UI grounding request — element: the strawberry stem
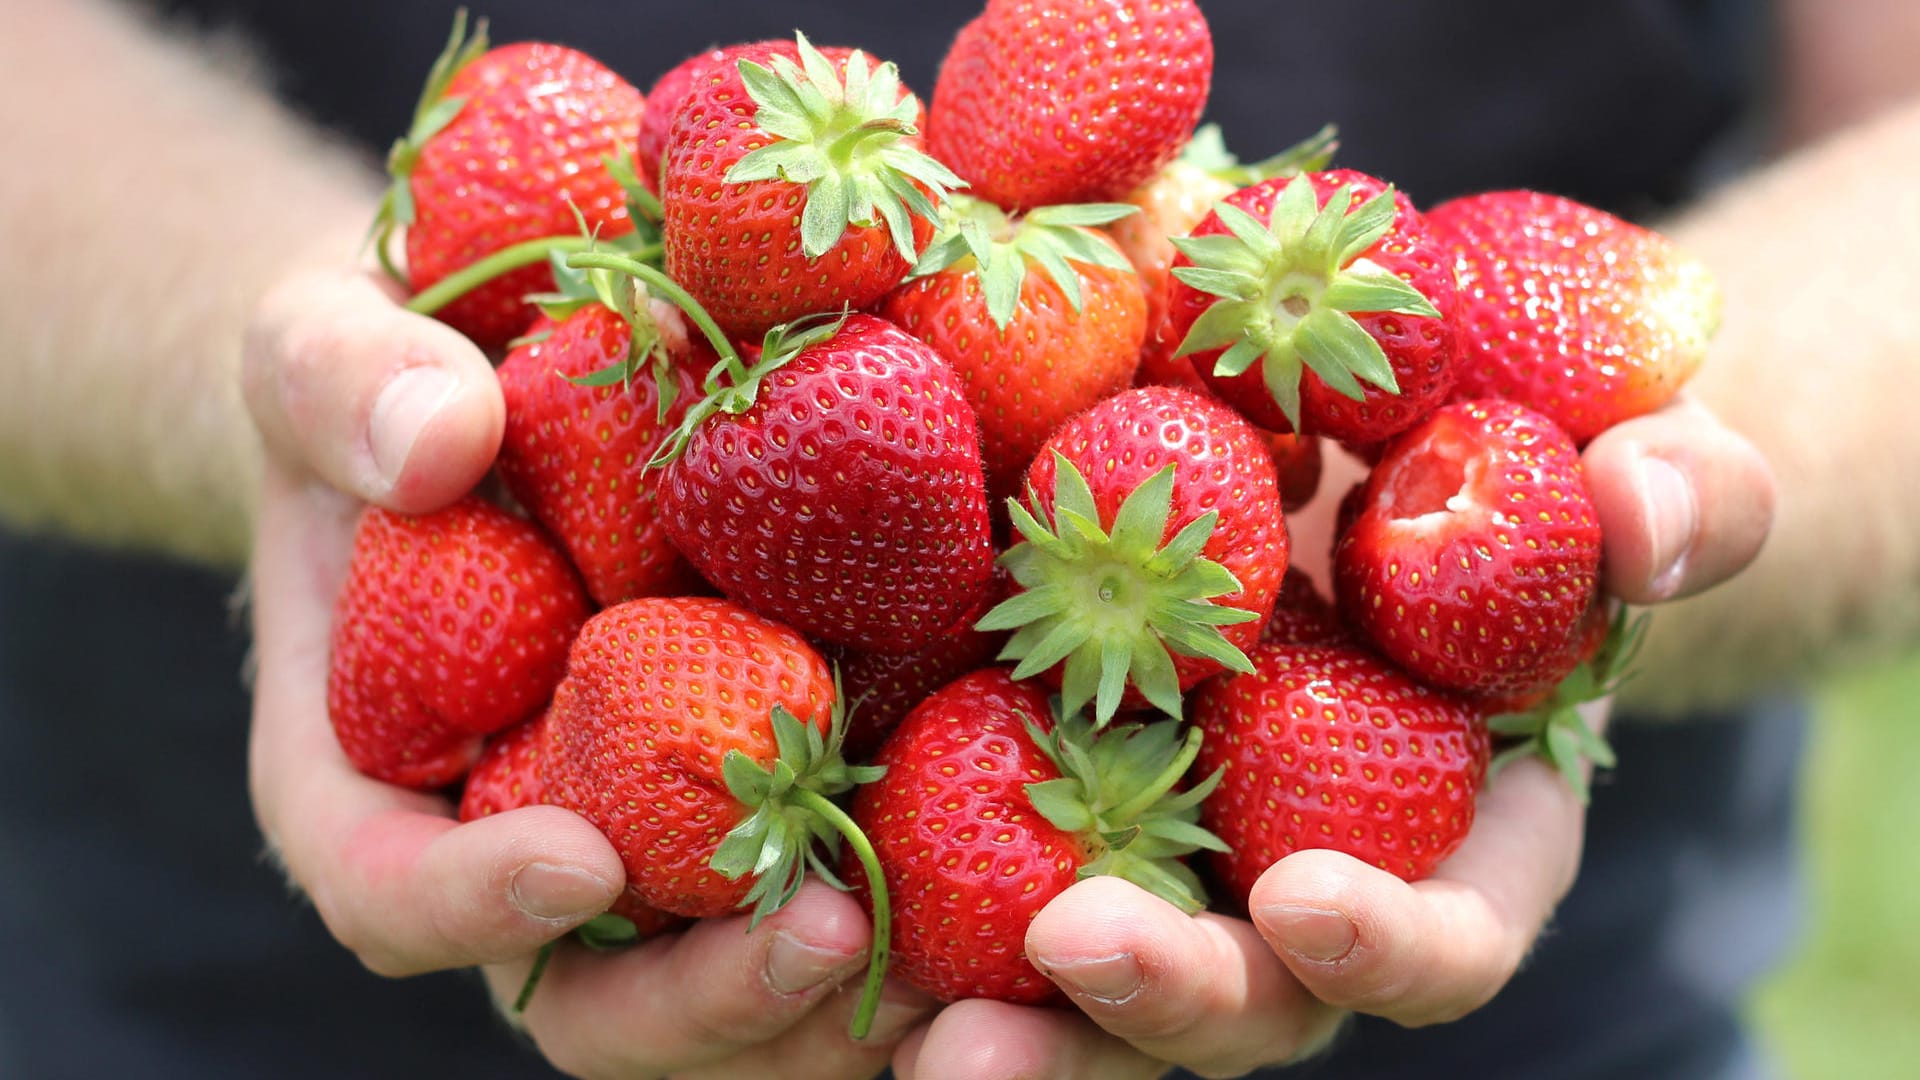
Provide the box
[512,939,557,1013]
[403,235,624,317]
[566,251,744,375]
[789,788,891,1041]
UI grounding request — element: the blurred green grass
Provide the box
[1748,653,1920,1080]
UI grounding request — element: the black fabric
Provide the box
[0,1,1792,1076]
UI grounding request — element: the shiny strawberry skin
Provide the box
[929,1,1213,209]
[1259,569,1348,647]
[496,306,707,607]
[406,43,645,350]
[1430,190,1718,445]
[661,314,996,654]
[1167,170,1459,444]
[850,669,1086,1004]
[1023,386,1290,692]
[660,43,922,339]
[327,498,591,789]
[636,44,757,183]
[540,598,839,917]
[1334,400,1602,697]
[1193,642,1490,897]
[881,243,1147,498]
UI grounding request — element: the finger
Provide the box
[1583,395,1776,604]
[893,997,1169,1080]
[249,468,621,976]
[487,882,878,1079]
[242,269,503,513]
[1025,877,1344,1078]
[1250,745,1587,1027]
[672,978,938,1080]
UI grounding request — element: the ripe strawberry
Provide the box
[635,44,754,184]
[1486,604,1646,803]
[1429,190,1719,445]
[1166,170,1458,444]
[1193,642,1490,897]
[882,197,1148,496]
[928,0,1213,209]
[661,35,960,339]
[1333,400,1602,697]
[327,497,590,789]
[1267,430,1324,512]
[979,386,1289,724]
[654,312,996,654]
[1259,569,1348,647]
[371,14,646,350]
[851,669,1224,1003]
[495,301,706,607]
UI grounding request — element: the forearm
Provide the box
[1623,98,1920,712]
[0,0,377,567]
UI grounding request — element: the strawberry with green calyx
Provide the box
[1487,605,1648,804]
[882,195,1148,495]
[370,11,647,350]
[979,386,1289,725]
[1167,170,1458,444]
[851,669,1226,1004]
[661,34,962,339]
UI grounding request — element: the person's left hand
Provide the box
[889,397,1775,1080]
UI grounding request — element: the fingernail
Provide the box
[1261,904,1358,963]
[1034,950,1143,1004]
[765,931,862,996]
[509,862,617,922]
[1639,456,1698,600]
[369,366,458,488]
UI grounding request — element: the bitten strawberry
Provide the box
[661,35,961,339]
[929,0,1213,209]
[1429,190,1719,445]
[1166,170,1458,444]
[1334,400,1603,697]
[882,196,1148,496]
[852,669,1224,1003]
[327,497,590,789]
[371,14,646,349]
[1193,642,1491,897]
[979,386,1289,724]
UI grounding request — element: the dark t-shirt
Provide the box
[0,2,1798,1077]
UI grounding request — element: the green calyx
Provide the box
[1180,122,1341,187]
[710,685,893,1040]
[908,195,1139,330]
[1023,710,1228,914]
[725,33,964,262]
[978,454,1259,727]
[368,8,490,281]
[1488,607,1649,804]
[1170,173,1439,432]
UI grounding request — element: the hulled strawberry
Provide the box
[1333,400,1603,698]
[327,497,590,789]
[882,196,1148,496]
[661,34,961,339]
[852,669,1225,1003]
[1165,170,1458,444]
[371,14,646,350]
[1193,642,1490,897]
[979,386,1288,724]
[1429,190,1719,445]
[929,0,1213,209]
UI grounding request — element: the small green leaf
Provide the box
[1109,467,1176,560]
[1027,778,1096,832]
[1332,187,1400,266]
[575,914,641,951]
[1296,307,1395,399]
[1322,267,1440,318]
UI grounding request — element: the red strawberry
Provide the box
[882,197,1148,497]
[1333,400,1602,697]
[1485,604,1646,803]
[656,312,996,654]
[372,15,646,350]
[327,497,590,789]
[980,386,1289,724]
[1165,170,1458,444]
[852,669,1224,1003]
[1193,642,1491,896]
[1429,190,1719,445]
[661,35,960,339]
[928,0,1213,209]
[635,44,755,184]
[1266,430,1324,512]
[495,302,706,606]
[1259,569,1348,647]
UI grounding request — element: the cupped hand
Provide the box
[241,269,932,1078]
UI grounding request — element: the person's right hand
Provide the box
[241,267,932,1079]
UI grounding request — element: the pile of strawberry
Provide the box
[333,0,1720,1033]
